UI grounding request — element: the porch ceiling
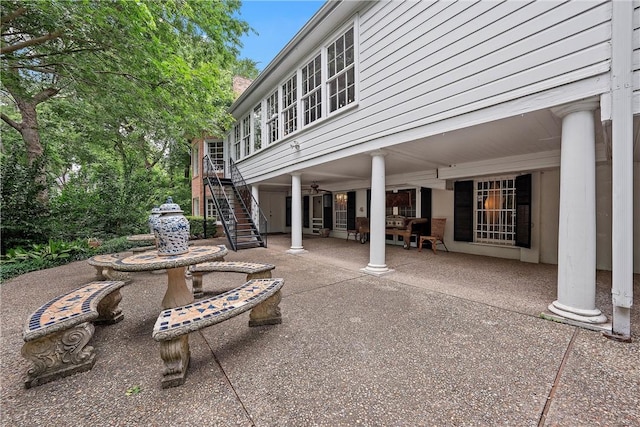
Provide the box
[256,109,640,192]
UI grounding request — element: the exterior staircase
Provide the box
[203,156,267,251]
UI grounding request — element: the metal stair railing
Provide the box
[229,158,268,248]
[203,155,238,251]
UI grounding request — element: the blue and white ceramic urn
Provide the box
[147,206,161,234]
[153,197,190,256]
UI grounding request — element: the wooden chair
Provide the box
[346,217,370,243]
[418,218,449,254]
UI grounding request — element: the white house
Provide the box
[194,0,639,338]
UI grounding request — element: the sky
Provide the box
[236,1,325,71]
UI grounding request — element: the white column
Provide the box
[548,99,606,325]
[362,150,393,276]
[251,184,260,232]
[287,173,307,254]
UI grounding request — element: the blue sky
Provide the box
[236,1,325,71]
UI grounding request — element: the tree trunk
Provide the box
[15,99,44,167]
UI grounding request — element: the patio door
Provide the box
[311,195,324,234]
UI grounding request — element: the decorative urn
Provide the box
[147,206,161,234]
[153,197,190,256]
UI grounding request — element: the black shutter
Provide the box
[454,180,474,242]
[285,196,291,227]
[366,189,371,218]
[346,191,356,230]
[515,174,532,248]
[323,193,333,229]
[303,196,310,228]
[420,187,432,235]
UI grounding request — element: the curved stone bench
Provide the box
[189,261,275,298]
[22,280,125,388]
[87,254,131,283]
[152,277,284,388]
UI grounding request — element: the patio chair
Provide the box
[346,217,369,243]
[418,218,448,254]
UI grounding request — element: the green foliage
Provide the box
[125,385,142,396]
[0,258,57,282]
[0,0,247,261]
[0,153,51,253]
[3,238,88,264]
[187,216,217,239]
[47,160,163,241]
[0,236,145,281]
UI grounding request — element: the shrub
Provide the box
[187,216,217,239]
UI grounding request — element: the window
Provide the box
[242,116,251,157]
[206,139,224,172]
[281,74,297,136]
[475,177,516,245]
[385,189,416,217]
[206,197,217,220]
[193,198,200,216]
[228,22,358,153]
[253,104,262,151]
[327,27,355,113]
[334,192,348,230]
[266,90,279,144]
[233,124,241,159]
[191,145,199,177]
[302,54,322,125]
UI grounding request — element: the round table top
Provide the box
[126,234,156,242]
[111,245,228,272]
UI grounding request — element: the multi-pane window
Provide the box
[302,54,322,125]
[193,198,200,216]
[475,177,516,245]
[206,139,224,173]
[385,189,416,217]
[253,104,262,151]
[229,23,357,153]
[266,90,279,144]
[233,124,241,159]
[242,116,251,157]
[206,197,217,220]
[191,145,199,176]
[334,193,348,230]
[327,27,355,113]
[281,75,297,136]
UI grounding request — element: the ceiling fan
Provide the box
[309,181,329,195]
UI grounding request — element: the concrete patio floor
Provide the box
[1,234,638,426]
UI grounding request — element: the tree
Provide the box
[1,0,248,192]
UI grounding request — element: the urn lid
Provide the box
[150,206,161,215]
[157,197,183,214]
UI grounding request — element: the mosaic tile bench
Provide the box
[152,277,284,388]
[87,254,131,283]
[22,280,125,388]
[189,261,275,298]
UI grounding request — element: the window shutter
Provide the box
[303,196,310,228]
[515,174,532,248]
[323,193,333,229]
[285,197,291,227]
[346,191,356,230]
[420,187,432,235]
[366,189,371,218]
[454,180,474,242]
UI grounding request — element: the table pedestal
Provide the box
[163,267,194,309]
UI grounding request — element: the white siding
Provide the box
[236,1,612,181]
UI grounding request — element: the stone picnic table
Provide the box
[110,245,228,309]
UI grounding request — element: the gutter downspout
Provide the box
[606,0,634,341]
